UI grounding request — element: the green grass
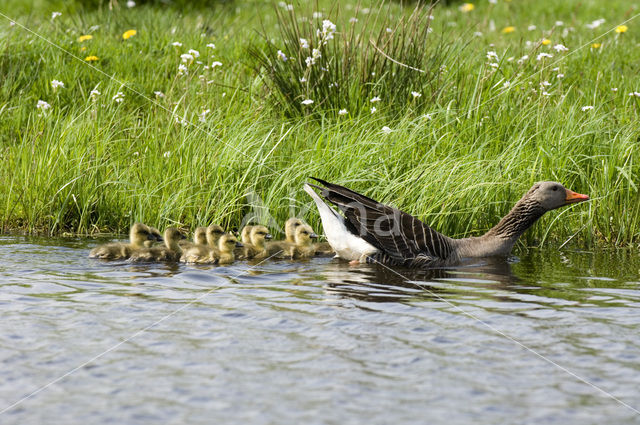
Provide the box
[1,0,640,249]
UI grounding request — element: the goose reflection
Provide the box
[321,257,518,303]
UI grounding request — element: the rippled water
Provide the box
[1,235,640,424]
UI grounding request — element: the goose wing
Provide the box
[310,178,454,263]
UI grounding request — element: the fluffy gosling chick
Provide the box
[144,227,163,248]
[130,227,186,262]
[89,223,157,260]
[206,224,225,248]
[179,227,207,249]
[243,225,273,260]
[291,224,318,258]
[212,233,243,264]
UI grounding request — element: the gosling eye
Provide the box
[552,186,558,191]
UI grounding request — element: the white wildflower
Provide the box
[180,53,194,63]
[386,28,393,33]
[473,31,483,37]
[628,92,640,97]
[178,64,188,75]
[370,106,377,113]
[581,105,593,111]
[51,12,61,21]
[51,79,64,90]
[172,41,182,47]
[154,91,165,97]
[277,50,288,61]
[381,126,392,134]
[127,0,135,7]
[503,81,511,89]
[313,12,323,19]
[198,109,210,122]
[349,17,358,23]
[338,109,347,115]
[586,19,605,29]
[611,88,618,92]
[517,55,529,64]
[299,76,307,83]
[557,73,564,79]
[300,38,309,49]
[370,96,381,103]
[489,62,499,69]
[317,19,336,44]
[541,80,551,87]
[206,43,216,49]
[163,151,171,158]
[211,61,222,68]
[36,100,51,110]
[486,51,499,61]
[90,89,100,100]
[542,91,551,96]
[553,44,569,52]
[188,49,200,58]
[536,52,553,61]
[112,92,124,103]
[411,91,422,98]
[555,21,564,26]
[527,24,537,31]
[423,113,433,120]
[301,99,314,105]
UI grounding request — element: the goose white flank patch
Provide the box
[303,183,378,261]
[304,178,589,268]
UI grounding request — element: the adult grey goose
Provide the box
[304,178,589,268]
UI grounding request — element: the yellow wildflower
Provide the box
[541,39,551,45]
[85,55,99,61]
[77,34,93,42]
[459,3,474,13]
[501,26,516,34]
[615,25,628,33]
[122,29,137,40]
[80,46,86,52]
[591,43,601,49]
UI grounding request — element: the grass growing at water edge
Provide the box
[0,0,639,249]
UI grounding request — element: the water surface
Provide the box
[1,236,639,424]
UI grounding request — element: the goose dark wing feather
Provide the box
[311,178,454,262]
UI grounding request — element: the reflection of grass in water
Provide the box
[0,0,638,249]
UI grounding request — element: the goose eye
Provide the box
[552,186,558,191]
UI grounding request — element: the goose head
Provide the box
[250,225,272,247]
[294,224,318,247]
[164,227,186,249]
[526,181,589,211]
[130,223,156,247]
[240,226,254,244]
[206,224,225,247]
[284,218,303,242]
[219,233,242,254]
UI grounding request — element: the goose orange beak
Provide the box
[565,189,589,204]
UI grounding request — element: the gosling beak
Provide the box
[310,233,318,239]
[235,242,244,248]
[265,233,273,240]
[565,189,590,204]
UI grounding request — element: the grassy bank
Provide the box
[1,0,639,247]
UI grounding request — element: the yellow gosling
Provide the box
[89,223,156,260]
[240,225,254,244]
[292,224,318,258]
[212,233,243,264]
[243,225,273,260]
[130,227,186,262]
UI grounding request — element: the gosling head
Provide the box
[206,224,225,247]
[240,226,253,244]
[294,224,318,246]
[526,181,589,211]
[250,225,272,247]
[193,227,207,245]
[284,218,303,242]
[164,227,186,247]
[130,223,155,247]
[219,233,243,253]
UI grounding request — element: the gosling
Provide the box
[243,225,273,260]
[129,227,186,262]
[266,218,302,257]
[206,224,225,249]
[179,226,208,249]
[291,224,318,259]
[212,233,243,264]
[89,223,157,260]
[144,227,163,248]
